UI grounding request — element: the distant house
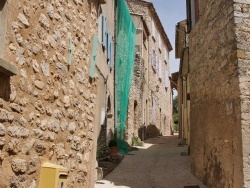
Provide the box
[126,0,173,143]
[175,20,190,146]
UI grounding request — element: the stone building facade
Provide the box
[0,0,114,187]
[126,0,173,143]
[187,0,250,187]
[175,20,190,146]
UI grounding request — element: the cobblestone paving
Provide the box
[95,135,207,188]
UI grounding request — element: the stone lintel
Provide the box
[0,58,18,76]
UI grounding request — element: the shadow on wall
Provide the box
[138,124,162,140]
[0,0,6,11]
[96,124,113,161]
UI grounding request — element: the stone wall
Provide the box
[127,54,144,142]
[127,0,172,139]
[148,22,171,136]
[0,0,101,187]
[189,0,243,187]
[234,0,250,187]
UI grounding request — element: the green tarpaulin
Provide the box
[115,0,136,153]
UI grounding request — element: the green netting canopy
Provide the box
[115,0,136,153]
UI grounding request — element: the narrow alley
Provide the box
[95,136,207,188]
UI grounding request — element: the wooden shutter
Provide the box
[90,35,99,78]
[158,33,161,49]
[107,32,112,70]
[67,36,73,66]
[159,60,162,79]
[110,41,113,70]
[155,55,158,71]
[152,99,156,123]
[151,49,156,69]
[98,13,102,42]
[165,71,169,88]
[102,14,107,50]
[152,19,155,38]
[164,48,166,60]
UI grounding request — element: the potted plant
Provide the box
[108,139,118,155]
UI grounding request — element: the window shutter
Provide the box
[109,41,113,70]
[152,19,155,38]
[67,36,73,66]
[165,71,169,88]
[164,48,169,63]
[158,33,161,49]
[156,55,158,71]
[98,13,102,42]
[151,49,156,69]
[102,15,107,50]
[107,32,110,61]
[90,35,99,78]
[159,60,162,79]
[107,32,112,70]
[164,48,166,60]
[152,99,156,123]
[151,50,153,66]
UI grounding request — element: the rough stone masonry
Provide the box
[0,0,100,187]
[188,0,250,187]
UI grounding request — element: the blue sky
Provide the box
[151,0,186,74]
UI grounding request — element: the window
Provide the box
[164,48,169,63]
[97,6,102,43]
[151,18,156,40]
[155,55,158,71]
[89,35,99,78]
[152,99,156,124]
[107,32,113,70]
[187,0,200,32]
[151,49,156,70]
[159,60,162,79]
[0,58,18,101]
[102,14,107,50]
[158,33,161,50]
[165,71,169,89]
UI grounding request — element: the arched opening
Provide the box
[107,96,111,114]
[133,100,138,130]
[106,96,113,140]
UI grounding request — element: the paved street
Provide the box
[95,136,207,188]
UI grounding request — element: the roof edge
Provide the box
[127,0,173,51]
